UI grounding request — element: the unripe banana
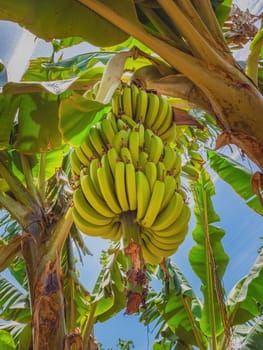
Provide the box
[152,96,169,132]
[152,191,184,231]
[115,161,129,212]
[135,89,148,123]
[75,147,91,167]
[160,122,177,144]
[149,134,163,163]
[72,207,115,237]
[182,163,200,180]
[120,147,133,164]
[70,149,81,176]
[141,230,178,258]
[113,129,129,153]
[141,180,165,228]
[107,147,120,175]
[144,92,160,129]
[141,228,182,251]
[153,225,189,248]
[88,126,106,156]
[139,235,162,265]
[117,118,129,131]
[131,84,139,117]
[100,117,116,147]
[73,188,114,226]
[102,221,122,241]
[157,161,166,180]
[138,151,149,170]
[144,128,154,151]
[106,111,118,133]
[160,175,177,211]
[144,161,157,191]
[89,157,101,195]
[162,145,177,171]
[80,172,116,218]
[101,153,114,186]
[120,113,137,128]
[128,128,140,164]
[136,170,151,221]
[80,135,97,159]
[122,85,133,117]
[154,204,190,238]
[97,165,122,214]
[111,91,121,115]
[125,162,137,211]
[158,102,173,136]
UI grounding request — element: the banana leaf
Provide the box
[227,248,263,325]
[0,330,15,350]
[189,169,229,337]
[238,317,263,349]
[207,149,263,215]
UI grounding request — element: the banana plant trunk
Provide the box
[21,220,67,350]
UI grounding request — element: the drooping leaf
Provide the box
[227,248,263,325]
[189,169,229,337]
[59,92,111,146]
[0,0,139,47]
[10,93,62,154]
[0,94,20,150]
[0,330,16,350]
[207,149,263,215]
[236,317,263,349]
[213,0,232,26]
[91,248,126,322]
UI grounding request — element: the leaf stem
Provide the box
[38,152,46,202]
[182,296,206,350]
[0,191,30,226]
[246,28,263,86]
[82,301,98,348]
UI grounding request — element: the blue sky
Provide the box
[1,1,263,348]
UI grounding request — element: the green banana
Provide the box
[97,165,122,214]
[89,157,101,195]
[149,134,164,163]
[111,91,121,116]
[88,126,106,156]
[160,122,177,144]
[145,92,160,129]
[113,129,129,153]
[80,172,116,218]
[144,161,157,191]
[138,151,149,170]
[72,207,115,237]
[135,89,148,123]
[80,135,97,159]
[152,96,169,132]
[141,228,182,251]
[120,113,137,128]
[153,225,189,248]
[107,147,120,174]
[117,118,128,131]
[139,235,163,265]
[115,161,129,212]
[182,163,200,180]
[162,145,177,171]
[131,84,139,117]
[152,191,184,231]
[100,117,116,147]
[160,175,177,211]
[122,85,133,117]
[75,147,91,167]
[128,128,140,164]
[73,188,114,226]
[141,230,178,258]
[158,102,173,136]
[154,204,190,238]
[157,161,166,180]
[141,180,165,228]
[106,111,118,133]
[70,149,81,176]
[120,147,133,164]
[136,170,151,221]
[125,162,137,211]
[143,128,154,151]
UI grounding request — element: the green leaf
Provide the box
[238,317,263,349]
[213,0,232,26]
[0,0,139,47]
[59,93,111,146]
[0,95,19,150]
[52,37,84,52]
[0,330,16,350]
[207,149,263,215]
[189,170,229,337]
[227,249,263,325]
[11,93,62,153]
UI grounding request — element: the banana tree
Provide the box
[0,1,263,349]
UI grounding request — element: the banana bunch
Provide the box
[70,85,191,264]
[112,84,177,144]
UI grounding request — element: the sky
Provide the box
[0,1,263,349]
